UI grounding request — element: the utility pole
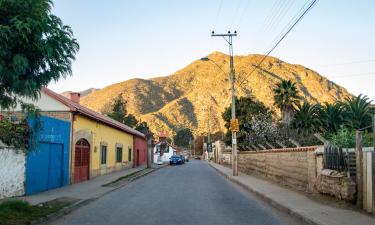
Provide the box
[146,132,153,168]
[207,106,211,154]
[355,130,363,208]
[211,30,238,176]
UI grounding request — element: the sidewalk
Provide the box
[21,165,162,205]
[209,162,375,225]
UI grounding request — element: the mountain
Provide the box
[80,52,350,136]
[61,88,100,98]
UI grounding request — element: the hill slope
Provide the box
[80,52,350,136]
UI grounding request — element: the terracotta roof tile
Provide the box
[42,88,145,138]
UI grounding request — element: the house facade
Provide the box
[152,132,177,163]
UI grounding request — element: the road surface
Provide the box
[52,160,303,225]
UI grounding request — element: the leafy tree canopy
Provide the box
[173,128,193,147]
[107,96,139,128]
[0,0,79,109]
[273,79,301,124]
[222,96,272,147]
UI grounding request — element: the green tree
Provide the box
[342,94,373,130]
[135,121,150,135]
[292,102,321,134]
[173,128,193,147]
[0,0,79,109]
[318,102,344,133]
[273,79,301,125]
[222,96,272,147]
[107,96,139,128]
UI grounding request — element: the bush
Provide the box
[326,127,373,148]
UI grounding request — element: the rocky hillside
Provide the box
[61,88,100,98]
[80,52,350,136]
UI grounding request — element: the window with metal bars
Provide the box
[116,147,123,163]
[101,145,107,164]
[128,147,132,162]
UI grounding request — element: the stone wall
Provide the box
[238,147,319,191]
[0,145,26,199]
[316,171,356,201]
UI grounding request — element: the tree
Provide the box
[173,128,194,147]
[318,102,344,133]
[222,96,272,147]
[0,0,79,109]
[292,102,321,135]
[342,94,373,130]
[107,96,139,127]
[135,121,150,135]
[273,79,301,125]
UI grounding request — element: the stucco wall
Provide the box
[134,136,147,167]
[0,148,26,199]
[73,115,134,179]
[237,147,319,191]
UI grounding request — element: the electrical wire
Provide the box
[236,0,319,90]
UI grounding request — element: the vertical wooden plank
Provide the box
[356,130,363,208]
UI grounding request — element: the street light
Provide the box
[200,34,238,176]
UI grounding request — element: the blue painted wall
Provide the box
[25,116,71,195]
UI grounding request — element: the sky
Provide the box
[48,0,375,101]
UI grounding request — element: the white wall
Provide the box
[0,147,26,199]
[153,145,176,163]
[3,92,69,111]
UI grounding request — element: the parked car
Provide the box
[169,155,183,165]
[194,155,201,160]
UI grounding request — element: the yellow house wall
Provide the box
[73,115,134,178]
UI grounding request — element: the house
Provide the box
[40,88,146,183]
[152,132,177,163]
[11,89,145,183]
[0,115,71,197]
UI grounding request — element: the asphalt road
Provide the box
[52,160,303,225]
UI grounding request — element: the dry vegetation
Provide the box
[80,52,351,136]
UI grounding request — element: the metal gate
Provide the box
[74,139,90,183]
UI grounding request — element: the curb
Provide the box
[30,198,93,225]
[208,163,323,225]
[31,164,167,225]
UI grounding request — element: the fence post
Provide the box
[356,130,363,208]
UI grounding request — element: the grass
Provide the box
[102,169,149,187]
[0,199,72,225]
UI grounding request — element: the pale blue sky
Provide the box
[48,0,375,100]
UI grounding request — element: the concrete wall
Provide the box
[0,146,26,199]
[363,148,375,214]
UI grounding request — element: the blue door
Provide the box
[47,143,64,190]
[26,116,71,195]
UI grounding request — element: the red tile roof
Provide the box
[42,88,145,138]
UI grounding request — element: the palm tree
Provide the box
[318,102,344,133]
[292,102,321,134]
[342,94,373,130]
[273,79,301,125]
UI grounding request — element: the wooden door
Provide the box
[74,139,90,183]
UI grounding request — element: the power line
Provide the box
[213,0,224,30]
[237,0,319,90]
[235,0,253,29]
[316,59,375,67]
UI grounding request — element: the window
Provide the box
[116,147,123,163]
[101,145,107,164]
[128,147,132,162]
